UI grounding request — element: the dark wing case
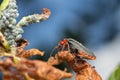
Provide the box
[67,38,95,56]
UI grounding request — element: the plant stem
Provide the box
[0,31,10,51]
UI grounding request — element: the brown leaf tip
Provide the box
[42,8,51,16]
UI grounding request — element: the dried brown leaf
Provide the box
[48,51,75,65]
[48,51,102,80]
[42,8,51,18]
[21,49,44,58]
[68,58,102,80]
[16,39,44,58]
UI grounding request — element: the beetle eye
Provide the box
[59,39,68,45]
[63,39,67,42]
[60,41,64,45]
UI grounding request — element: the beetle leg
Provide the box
[61,44,64,51]
[50,46,58,57]
[67,43,70,52]
[73,54,79,66]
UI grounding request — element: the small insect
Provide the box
[51,38,96,60]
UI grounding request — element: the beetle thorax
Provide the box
[59,39,68,45]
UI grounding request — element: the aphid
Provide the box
[51,38,96,60]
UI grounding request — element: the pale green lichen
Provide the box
[0,0,23,46]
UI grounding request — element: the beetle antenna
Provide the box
[50,46,58,57]
[67,43,70,52]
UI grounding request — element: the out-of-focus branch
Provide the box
[0,58,72,80]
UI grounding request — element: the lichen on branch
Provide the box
[0,0,51,63]
[16,8,51,28]
[0,0,51,49]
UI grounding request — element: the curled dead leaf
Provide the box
[21,49,44,58]
[48,51,102,80]
[16,39,44,58]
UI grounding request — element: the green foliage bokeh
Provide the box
[109,64,120,80]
